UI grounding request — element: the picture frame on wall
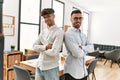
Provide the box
[3,15,15,36]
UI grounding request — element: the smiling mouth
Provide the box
[76,23,80,25]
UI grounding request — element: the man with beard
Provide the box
[64,10,88,80]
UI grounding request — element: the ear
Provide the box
[70,17,72,22]
[53,14,55,18]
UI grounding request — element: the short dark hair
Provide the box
[71,10,82,16]
[41,8,55,16]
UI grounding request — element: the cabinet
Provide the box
[4,51,23,80]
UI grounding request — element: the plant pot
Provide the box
[11,45,15,52]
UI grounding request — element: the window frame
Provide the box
[82,11,90,38]
[18,0,42,50]
[52,0,65,30]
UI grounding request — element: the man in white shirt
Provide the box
[64,10,88,80]
[33,8,64,80]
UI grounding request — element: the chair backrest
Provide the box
[104,49,120,61]
[13,65,31,80]
[26,54,39,60]
[87,59,98,75]
[87,51,99,58]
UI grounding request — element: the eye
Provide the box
[74,17,78,20]
[74,17,83,20]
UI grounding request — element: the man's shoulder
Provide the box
[54,27,63,32]
[65,28,73,35]
[53,27,64,36]
[64,31,73,39]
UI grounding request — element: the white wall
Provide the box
[90,11,120,46]
[3,0,19,50]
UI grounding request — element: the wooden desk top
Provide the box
[20,56,95,76]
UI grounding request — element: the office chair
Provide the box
[87,51,99,58]
[13,65,35,80]
[104,49,120,68]
[87,59,98,80]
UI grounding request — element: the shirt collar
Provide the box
[71,27,81,32]
[48,24,57,30]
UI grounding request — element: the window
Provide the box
[20,0,40,24]
[18,0,41,52]
[82,12,89,37]
[52,0,65,29]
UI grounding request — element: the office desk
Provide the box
[20,56,95,76]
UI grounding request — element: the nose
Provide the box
[77,19,81,22]
[76,19,81,23]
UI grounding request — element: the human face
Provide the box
[43,14,55,27]
[71,13,83,29]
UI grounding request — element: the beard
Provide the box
[74,22,81,29]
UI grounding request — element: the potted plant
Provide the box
[11,45,15,51]
[25,48,28,54]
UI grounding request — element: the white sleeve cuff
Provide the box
[33,45,46,52]
[82,46,88,54]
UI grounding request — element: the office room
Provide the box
[0,0,120,80]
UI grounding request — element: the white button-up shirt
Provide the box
[64,27,88,79]
[33,25,64,70]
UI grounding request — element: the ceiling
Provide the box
[70,0,120,12]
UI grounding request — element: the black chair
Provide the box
[13,65,35,80]
[26,54,39,75]
[87,51,99,58]
[104,49,120,68]
[87,59,98,80]
[60,75,65,80]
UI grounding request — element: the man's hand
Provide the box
[46,44,52,50]
[79,46,82,49]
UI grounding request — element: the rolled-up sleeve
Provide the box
[64,33,86,58]
[43,31,64,56]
